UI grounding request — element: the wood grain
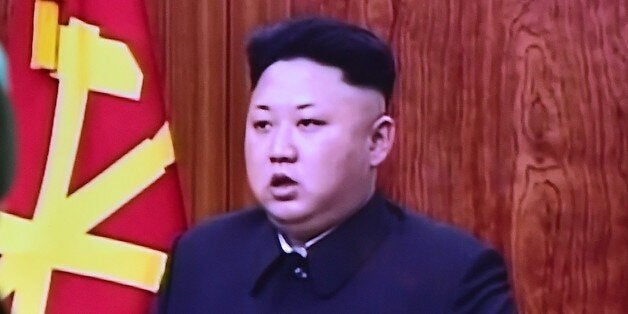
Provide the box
[162,0,230,223]
[504,1,628,312]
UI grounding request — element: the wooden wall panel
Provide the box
[163,1,230,223]
[504,1,628,312]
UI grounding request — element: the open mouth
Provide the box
[270,174,297,187]
[269,174,298,200]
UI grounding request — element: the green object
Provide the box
[0,45,7,90]
[0,88,14,198]
[0,45,13,198]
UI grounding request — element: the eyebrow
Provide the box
[296,104,313,110]
[254,104,314,110]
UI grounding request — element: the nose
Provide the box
[269,123,297,163]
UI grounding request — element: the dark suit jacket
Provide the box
[158,194,515,313]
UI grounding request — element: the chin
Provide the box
[263,200,313,225]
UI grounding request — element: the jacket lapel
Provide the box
[307,194,397,297]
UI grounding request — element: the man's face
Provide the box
[245,58,388,241]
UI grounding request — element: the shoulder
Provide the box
[158,208,273,312]
[174,207,268,255]
[390,202,489,260]
[383,200,500,284]
[386,202,515,312]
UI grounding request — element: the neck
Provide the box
[280,188,376,247]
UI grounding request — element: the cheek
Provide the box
[299,132,368,189]
[244,136,268,189]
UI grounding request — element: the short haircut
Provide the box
[246,17,396,106]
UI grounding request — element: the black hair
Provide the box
[246,17,396,106]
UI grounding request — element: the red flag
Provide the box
[1,0,187,312]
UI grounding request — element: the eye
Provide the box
[252,120,271,132]
[297,119,326,129]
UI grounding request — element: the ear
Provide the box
[369,115,395,166]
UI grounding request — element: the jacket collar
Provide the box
[246,212,283,296]
[248,193,398,298]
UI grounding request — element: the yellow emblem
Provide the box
[0,1,176,313]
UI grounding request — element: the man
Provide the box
[158,17,515,313]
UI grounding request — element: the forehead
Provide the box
[250,58,383,111]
